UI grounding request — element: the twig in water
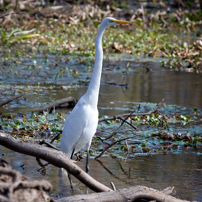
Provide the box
[98,98,165,123]
[125,139,129,152]
[50,133,61,144]
[116,159,128,176]
[31,96,76,113]
[95,159,128,183]
[104,109,138,141]
[38,139,59,150]
[110,182,116,191]
[118,116,138,130]
[95,137,130,159]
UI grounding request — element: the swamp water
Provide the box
[1,147,202,200]
[0,55,202,201]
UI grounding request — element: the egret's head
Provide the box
[102,17,132,28]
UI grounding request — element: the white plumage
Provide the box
[60,17,132,172]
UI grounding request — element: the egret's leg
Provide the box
[71,148,75,159]
[85,141,92,173]
[68,148,75,188]
[85,150,90,194]
[68,173,73,188]
[86,149,89,173]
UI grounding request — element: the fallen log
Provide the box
[0,132,112,193]
[0,157,190,202]
[0,132,192,202]
[58,186,190,202]
[32,96,76,113]
[0,93,25,108]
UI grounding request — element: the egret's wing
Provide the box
[60,102,88,156]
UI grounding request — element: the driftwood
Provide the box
[0,159,190,202]
[0,95,76,113]
[32,96,76,113]
[0,159,54,202]
[57,186,190,202]
[0,132,112,193]
[0,132,193,202]
[0,93,25,108]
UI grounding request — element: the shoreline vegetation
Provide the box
[0,0,201,72]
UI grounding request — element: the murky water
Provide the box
[1,146,202,201]
[1,55,202,201]
[1,55,202,114]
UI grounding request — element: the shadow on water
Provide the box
[1,55,202,201]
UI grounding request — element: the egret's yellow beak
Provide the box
[113,19,132,25]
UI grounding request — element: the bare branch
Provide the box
[118,116,138,130]
[95,159,128,183]
[95,137,130,159]
[98,98,165,123]
[0,132,112,193]
[110,182,116,191]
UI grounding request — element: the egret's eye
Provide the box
[109,19,115,23]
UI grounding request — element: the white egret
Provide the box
[60,17,132,172]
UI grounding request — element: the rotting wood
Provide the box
[57,185,190,202]
[0,160,55,202]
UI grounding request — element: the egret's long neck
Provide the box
[85,23,106,108]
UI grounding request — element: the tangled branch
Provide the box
[98,98,165,123]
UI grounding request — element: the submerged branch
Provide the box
[0,93,25,108]
[32,97,76,113]
[95,137,130,159]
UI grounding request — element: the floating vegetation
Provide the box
[0,1,202,159]
[0,102,201,159]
